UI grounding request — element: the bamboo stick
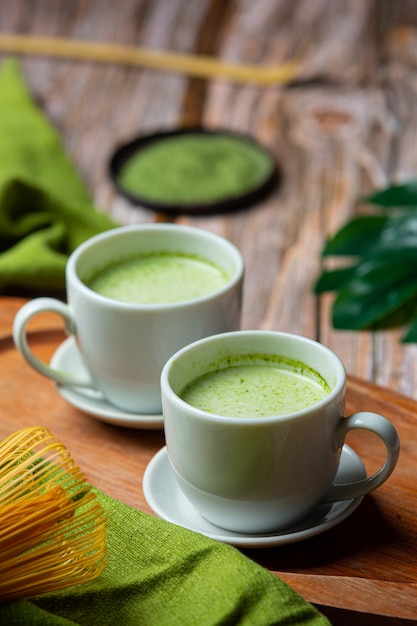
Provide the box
[0,34,301,86]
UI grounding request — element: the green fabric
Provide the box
[0,58,117,293]
[1,490,329,626]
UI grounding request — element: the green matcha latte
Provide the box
[85,251,229,305]
[180,354,331,417]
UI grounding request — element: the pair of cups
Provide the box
[14,224,400,534]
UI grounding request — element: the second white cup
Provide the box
[161,330,400,533]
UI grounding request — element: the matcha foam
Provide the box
[180,354,330,417]
[86,252,229,304]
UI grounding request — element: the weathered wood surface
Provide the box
[1,2,417,624]
[1,0,417,397]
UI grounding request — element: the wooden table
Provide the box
[1,2,417,624]
[1,298,416,625]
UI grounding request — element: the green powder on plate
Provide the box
[117,133,275,205]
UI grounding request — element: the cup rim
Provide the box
[161,330,346,424]
[66,223,244,310]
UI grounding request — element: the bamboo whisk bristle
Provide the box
[0,426,108,600]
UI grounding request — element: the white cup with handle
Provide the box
[161,330,400,533]
[13,224,244,414]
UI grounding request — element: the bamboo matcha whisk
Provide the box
[0,426,107,600]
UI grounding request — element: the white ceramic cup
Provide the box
[161,330,400,533]
[13,224,244,414]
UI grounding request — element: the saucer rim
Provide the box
[50,337,164,429]
[143,445,365,547]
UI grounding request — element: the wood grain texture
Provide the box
[1,0,416,397]
[1,1,417,622]
[0,298,416,624]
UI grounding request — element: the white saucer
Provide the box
[50,337,163,429]
[143,445,366,547]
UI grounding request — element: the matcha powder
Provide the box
[117,133,275,205]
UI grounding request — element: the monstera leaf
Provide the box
[314,182,417,342]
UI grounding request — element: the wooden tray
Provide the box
[1,298,416,624]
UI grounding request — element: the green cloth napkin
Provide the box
[1,490,329,626]
[0,58,117,294]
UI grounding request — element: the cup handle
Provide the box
[13,297,95,388]
[324,411,400,503]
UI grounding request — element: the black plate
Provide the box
[109,127,279,216]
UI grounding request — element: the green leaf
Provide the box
[315,180,417,343]
[354,245,417,286]
[314,266,358,293]
[331,246,417,329]
[373,301,417,332]
[377,213,417,249]
[333,286,417,330]
[365,181,417,207]
[403,316,417,342]
[322,216,388,256]
[323,212,417,258]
